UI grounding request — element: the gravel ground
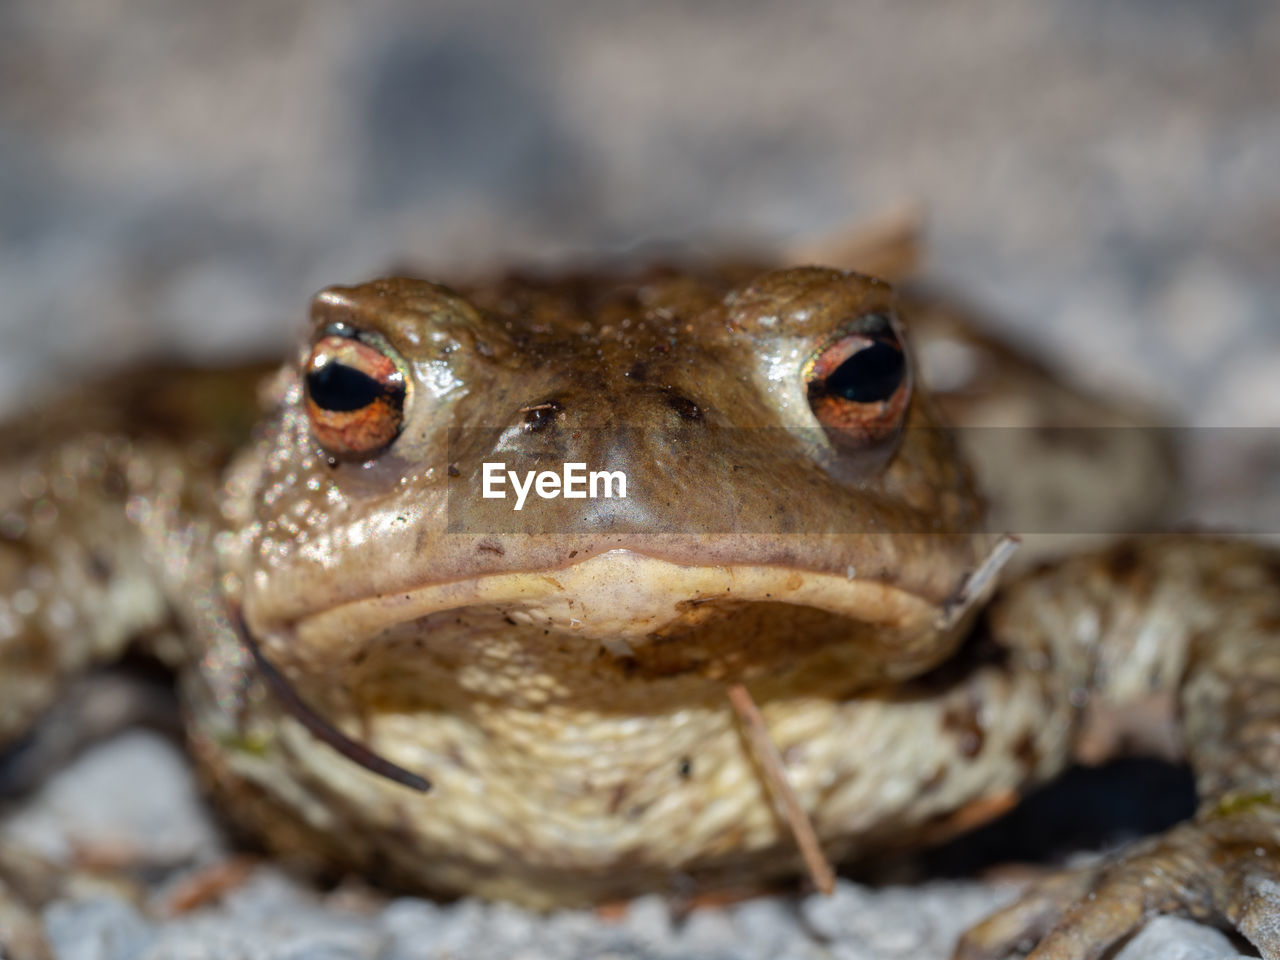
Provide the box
[1,1,1278,957]
[3,733,1255,960]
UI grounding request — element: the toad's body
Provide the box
[2,263,1279,959]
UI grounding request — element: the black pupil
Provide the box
[307,362,385,412]
[826,340,905,404]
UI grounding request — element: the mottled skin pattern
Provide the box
[1,264,1278,960]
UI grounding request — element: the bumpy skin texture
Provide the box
[0,264,1277,959]
[957,539,1280,959]
[0,365,267,744]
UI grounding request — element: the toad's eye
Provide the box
[804,315,911,450]
[304,329,407,459]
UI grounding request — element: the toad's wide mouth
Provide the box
[274,549,950,659]
[236,542,1015,794]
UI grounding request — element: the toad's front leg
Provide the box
[957,538,1280,960]
[0,431,184,749]
[0,391,230,959]
[0,364,260,748]
[0,438,169,959]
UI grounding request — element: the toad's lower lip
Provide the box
[273,548,945,656]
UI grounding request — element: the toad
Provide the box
[1,259,1276,959]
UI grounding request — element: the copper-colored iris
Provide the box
[804,321,911,449]
[304,332,407,458]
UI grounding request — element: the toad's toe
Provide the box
[953,865,1098,960]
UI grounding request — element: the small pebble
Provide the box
[1114,916,1251,960]
[44,899,154,960]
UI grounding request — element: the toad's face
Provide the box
[230,265,990,725]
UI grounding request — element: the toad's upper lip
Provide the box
[259,548,950,658]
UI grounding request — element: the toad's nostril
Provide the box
[665,393,702,422]
[521,399,564,433]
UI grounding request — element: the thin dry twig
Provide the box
[165,857,257,915]
[936,534,1021,631]
[727,683,836,896]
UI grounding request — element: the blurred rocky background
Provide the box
[3,0,1278,424]
[1,1,1278,957]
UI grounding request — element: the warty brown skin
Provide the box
[0,264,1277,960]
